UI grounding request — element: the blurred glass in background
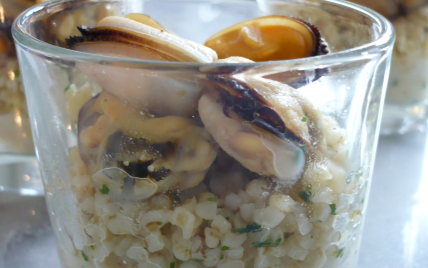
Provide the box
[0,0,44,196]
[348,0,428,134]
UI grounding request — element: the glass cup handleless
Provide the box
[13,0,394,267]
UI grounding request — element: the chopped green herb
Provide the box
[207,197,218,202]
[90,245,95,250]
[301,117,308,123]
[194,259,204,262]
[336,248,344,258]
[221,246,230,250]
[100,184,110,195]
[219,255,224,260]
[139,137,147,143]
[232,223,263,233]
[311,236,313,239]
[299,191,312,204]
[329,204,337,215]
[103,99,107,102]
[64,85,71,92]
[13,69,20,78]
[81,251,89,261]
[251,238,281,248]
[170,262,175,268]
[425,26,428,33]
[392,80,399,87]
[361,198,365,204]
[225,217,230,221]
[156,221,163,226]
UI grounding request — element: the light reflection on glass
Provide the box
[14,110,22,127]
[8,69,15,81]
[0,4,4,24]
[403,134,428,268]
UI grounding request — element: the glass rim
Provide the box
[12,0,395,69]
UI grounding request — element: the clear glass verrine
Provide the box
[13,0,394,267]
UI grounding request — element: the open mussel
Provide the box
[205,16,329,88]
[124,13,168,31]
[77,92,217,201]
[67,16,217,117]
[199,57,326,183]
[204,16,328,62]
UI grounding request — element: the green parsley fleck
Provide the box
[251,238,282,248]
[170,262,175,268]
[361,198,365,204]
[329,204,337,215]
[301,117,308,123]
[225,217,230,221]
[100,184,110,195]
[392,80,399,87]
[194,259,204,262]
[156,221,162,226]
[425,26,428,33]
[103,99,107,102]
[336,248,344,258]
[232,223,263,233]
[311,236,313,239]
[139,137,147,143]
[219,255,224,260]
[90,245,95,250]
[207,197,218,202]
[299,190,312,204]
[64,85,71,92]
[81,251,89,261]
[221,246,230,250]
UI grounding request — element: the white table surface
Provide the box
[1,129,428,268]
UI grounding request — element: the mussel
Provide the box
[77,92,217,200]
[204,16,328,62]
[67,16,217,117]
[199,57,326,182]
[204,16,329,88]
[124,13,168,32]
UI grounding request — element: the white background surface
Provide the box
[1,130,428,268]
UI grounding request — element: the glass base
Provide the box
[0,154,44,197]
[380,101,428,135]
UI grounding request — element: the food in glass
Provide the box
[13,1,394,268]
